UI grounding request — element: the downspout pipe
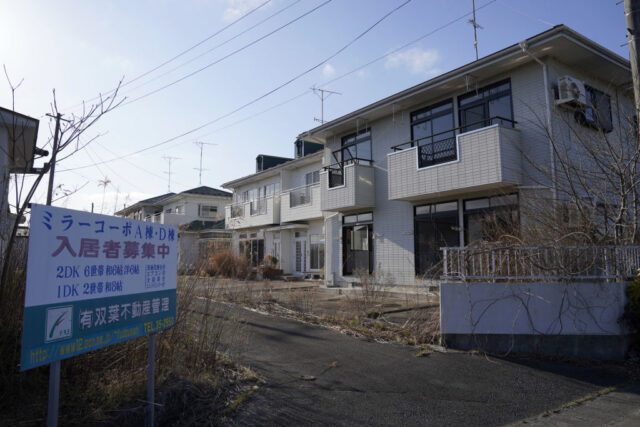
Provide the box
[519,41,557,202]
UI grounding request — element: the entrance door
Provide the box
[294,236,307,274]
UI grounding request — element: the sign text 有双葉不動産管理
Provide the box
[20,204,178,371]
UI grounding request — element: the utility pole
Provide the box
[162,156,180,192]
[45,113,62,205]
[312,86,341,124]
[625,0,640,137]
[468,0,483,61]
[193,141,217,186]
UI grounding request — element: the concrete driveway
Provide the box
[215,303,637,426]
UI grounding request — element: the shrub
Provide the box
[622,274,640,352]
[203,249,251,279]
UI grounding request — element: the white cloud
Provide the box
[385,48,440,75]
[322,63,335,78]
[221,0,270,22]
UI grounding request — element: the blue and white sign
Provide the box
[20,204,178,371]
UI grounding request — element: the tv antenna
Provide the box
[468,0,483,61]
[193,141,218,185]
[312,86,341,124]
[162,156,180,192]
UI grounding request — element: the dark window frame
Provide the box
[413,201,460,276]
[342,211,374,275]
[575,85,613,133]
[458,79,514,133]
[410,99,456,168]
[463,193,520,245]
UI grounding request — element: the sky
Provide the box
[0,0,629,215]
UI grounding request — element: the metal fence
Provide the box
[441,246,640,281]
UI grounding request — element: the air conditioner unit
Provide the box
[556,75,587,106]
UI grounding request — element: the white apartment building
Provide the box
[116,186,232,226]
[292,25,632,287]
[223,141,325,277]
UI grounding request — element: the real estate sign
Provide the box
[20,204,177,371]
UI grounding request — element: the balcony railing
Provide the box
[441,245,640,281]
[323,158,372,188]
[289,183,317,207]
[230,204,244,219]
[391,116,516,168]
[250,198,267,215]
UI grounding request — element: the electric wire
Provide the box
[59,0,411,172]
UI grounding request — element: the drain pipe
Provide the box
[519,41,557,202]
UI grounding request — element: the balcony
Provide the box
[388,120,521,202]
[280,183,322,222]
[320,159,375,212]
[225,196,281,229]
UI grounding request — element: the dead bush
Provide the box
[203,249,251,279]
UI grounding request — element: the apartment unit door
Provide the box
[294,234,307,274]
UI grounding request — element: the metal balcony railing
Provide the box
[390,116,517,169]
[323,157,373,188]
[441,245,640,281]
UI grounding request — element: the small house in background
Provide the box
[115,185,233,271]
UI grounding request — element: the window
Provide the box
[305,170,320,185]
[165,208,172,214]
[174,205,184,214]
[410,100,455,168]
[576,86,613,132]
[309,234,324,270]
[464,194,519,244]
[199,205,218,218]
[458,79,513,132]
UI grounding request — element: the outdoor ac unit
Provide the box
[556,75,587,106]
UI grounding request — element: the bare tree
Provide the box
[0,67,124,295]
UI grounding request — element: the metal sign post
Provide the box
[147,333,156,427]
[47,360,61,427]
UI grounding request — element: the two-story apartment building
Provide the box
[295,25,632,287]
[223,141,325,276]
[116,186,232,226]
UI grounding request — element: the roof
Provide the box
[222,150,323,189]
[178,219,226,232]
[298,25,631,142]
[115,192,175,216]
[182,186,232,197]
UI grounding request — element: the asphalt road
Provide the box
[216,303,629,426]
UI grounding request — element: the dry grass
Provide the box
[201,249,252,279]
[0,249,256,426]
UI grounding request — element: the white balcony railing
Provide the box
[441,246,640,281]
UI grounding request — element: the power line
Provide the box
[118,0,333,108]
[64,0,273,111]
[116,0,304,99]
[59,0,411,172]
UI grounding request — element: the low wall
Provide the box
[440,281,629,359]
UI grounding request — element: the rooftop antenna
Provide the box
[193,141,218,186]
[162,156,180,192]
[468,0,483,61]
[312,86,341,124]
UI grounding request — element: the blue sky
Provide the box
[0,0,628,213]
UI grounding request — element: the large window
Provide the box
[414,201,459,276]
[329,129,372,188]
[411,100,455,168]
[464,194,519,244]
[342,212,373,275]
[239,235,264,267]
[458,79,513,133]
[576,85,613,133]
